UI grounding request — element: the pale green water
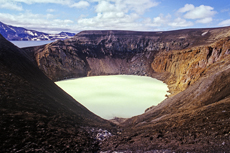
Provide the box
[55,75,168,119]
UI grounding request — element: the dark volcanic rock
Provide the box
[0,34,115,152]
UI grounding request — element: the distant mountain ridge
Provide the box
[0,21,75,41]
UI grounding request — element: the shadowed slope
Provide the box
[0,34,114,152]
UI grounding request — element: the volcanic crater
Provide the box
[1,27,230,152]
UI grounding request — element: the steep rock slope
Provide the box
[24,27,230,152]
[152,37,230,96]
[0,34,114,152]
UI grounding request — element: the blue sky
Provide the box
[0,0,230,33]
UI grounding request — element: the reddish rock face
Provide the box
[152,37,230,96]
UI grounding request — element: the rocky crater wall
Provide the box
[20,27,230,152]
[24,27,230,95]
[152,37,230,96]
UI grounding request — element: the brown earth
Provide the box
[2,26,230,152]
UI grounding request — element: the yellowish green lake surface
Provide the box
[55,75,168,119]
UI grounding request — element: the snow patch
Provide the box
[2,25,6,31]
[9,27,16,33]
[26,31,35,36]
[202,31,208,36]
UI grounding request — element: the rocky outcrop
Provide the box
[152,36,230,96]
[24,41,90,81]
